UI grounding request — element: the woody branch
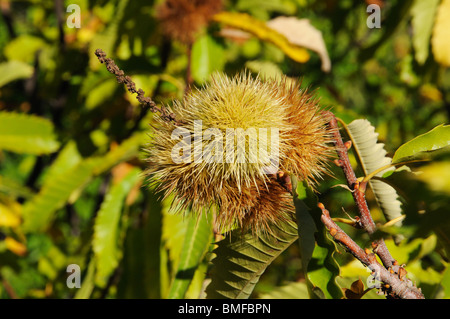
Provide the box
[321,111,424,299]
[319,204,424,299]
[324,111,395,268]
[94,49,186,126]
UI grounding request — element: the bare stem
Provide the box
[324,111,395,268]
[95,49,186,126]
[322,111,425,299]
[319,203,424,299]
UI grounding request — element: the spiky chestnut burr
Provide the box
[144,72,334,234]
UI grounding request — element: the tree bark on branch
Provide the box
[321,111,425,299]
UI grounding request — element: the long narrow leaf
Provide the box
[22,133,146,233]
[168,212,213,299]
[93,168,141,287]
[0,111,59,154]
[205,220,298,299]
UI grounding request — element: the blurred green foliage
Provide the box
[0,0,449,299]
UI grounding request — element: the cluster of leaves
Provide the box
[0,0,449,299]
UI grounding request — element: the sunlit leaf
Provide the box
[432,0,450,67]
[167,212,213,299]
[74,261,96,299]
[21,133,145,233]
[415,162,450,195]
[0,201,21,228]
[292,179,316,290]
[0,112,60,155]
[0,61,34,88]
[89,0,128,70]
[85,78,118,110]
[411,0,440,65]
[293,181,342,300]
[306,222,343,299]
[0,175,34,199]
[162,198,188,272]
[93,167,141,287]
[392,124,450,163]
[5,237,27,256]
[245,60,284,79]
[213,12,310,64]
[3,34,46,63]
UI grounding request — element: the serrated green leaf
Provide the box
[41,141,82,183]
[0,112,60,154]
[74,260,96,299]
[93,168,141,287]
[93,133,146,175]
[117,189,163,299]
[168,212,213,299]
[21,133,145,233]
[392,124,450,163]
[346,119,404,242]
[161,199,189,277]
[0,60,34,87]
[22,158,98,233]
[0,175,34,199]
[205,220,298,299]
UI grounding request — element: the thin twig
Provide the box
[319,203,424,299]
[322,111,425,299]
[324,111,395,268]
[94,49,186,126]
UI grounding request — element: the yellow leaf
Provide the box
[267,17,331,72]
[419,83,443,102]
[5,237,27,256]
[432,0,450,67]
[0,202,21,228]
[213,12,310,64]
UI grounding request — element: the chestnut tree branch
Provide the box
[94,49,186,126]
[321,111,425,299]
[319,203,424,299]
[324,111,395,268]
